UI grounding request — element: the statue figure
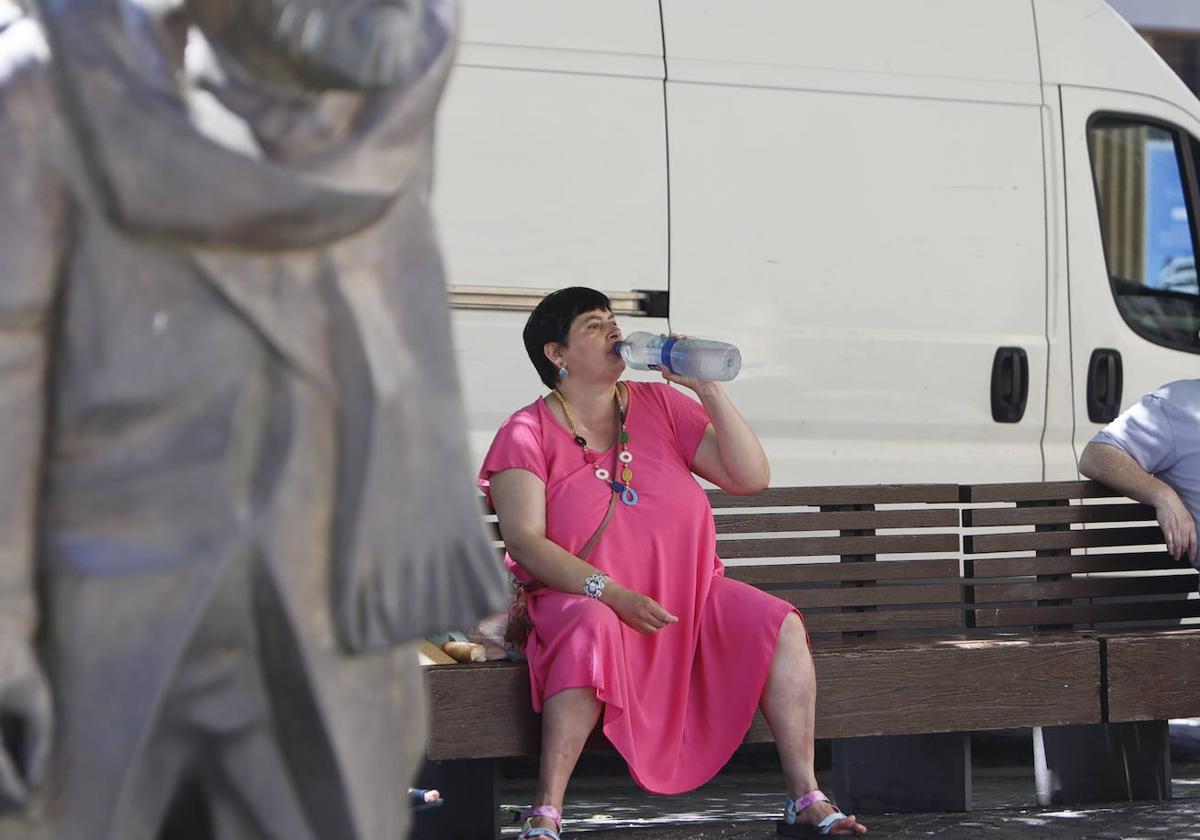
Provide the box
[0,0,505,836]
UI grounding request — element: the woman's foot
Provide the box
[804,800,865,835]
[781,789,867,836]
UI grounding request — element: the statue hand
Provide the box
[0,628,52,807]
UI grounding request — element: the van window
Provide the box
[1088,119,1200,354]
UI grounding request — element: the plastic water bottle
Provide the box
[614,332,742,381]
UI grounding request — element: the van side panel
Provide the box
[454,0,662,58]
[435,1,668,294]
[662,0,1040,91]
[662,3,1049,485]
[437,1,671,459]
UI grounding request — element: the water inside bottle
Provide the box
[678,346,740,380]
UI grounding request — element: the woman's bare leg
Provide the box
[526,687,603,833]
[760,612,867,835]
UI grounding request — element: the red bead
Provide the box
[583,451,597,464]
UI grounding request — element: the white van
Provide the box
[434,0,1200,486]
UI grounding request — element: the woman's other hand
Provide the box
[603,584,679,634]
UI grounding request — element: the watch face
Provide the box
[263,0,423,89]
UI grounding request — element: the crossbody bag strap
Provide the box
[577,381,627,561]
[577,491,618,561]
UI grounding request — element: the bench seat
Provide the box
[426,632,1103,762]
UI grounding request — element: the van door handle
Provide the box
[991,346,1029,423]
[1086,348,1123,423]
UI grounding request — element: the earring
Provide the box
[558,366,569,378]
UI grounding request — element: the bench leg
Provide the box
[410,758,501,840]
[1034,721,1170,805]
[831,733,971,812]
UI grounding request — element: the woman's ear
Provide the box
[543,342,563,368]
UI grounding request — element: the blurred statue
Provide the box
[0,0,504,837]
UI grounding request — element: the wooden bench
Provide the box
[961,480,1200,806]
[417,481,1200,839]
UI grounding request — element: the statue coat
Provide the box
[0,1,504,836]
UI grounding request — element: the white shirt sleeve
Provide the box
[1091,394,1178,475]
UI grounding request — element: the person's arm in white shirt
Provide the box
[1079,442,1197,563]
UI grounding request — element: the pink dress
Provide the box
[478,381,799,794]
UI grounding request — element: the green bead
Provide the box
[620,431,629,444]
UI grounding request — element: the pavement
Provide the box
[493,724,1200,839]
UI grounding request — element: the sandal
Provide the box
[777,789,854,836]
[518,804,562,839]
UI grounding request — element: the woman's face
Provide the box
[553,308,625,382]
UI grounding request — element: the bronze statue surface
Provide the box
[0,0,504,836]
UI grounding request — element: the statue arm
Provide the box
[0,23,67,804]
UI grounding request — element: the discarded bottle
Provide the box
[614,332,742,381]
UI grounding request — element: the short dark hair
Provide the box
[523,287,613,389]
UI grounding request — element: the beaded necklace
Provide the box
[552,384,639,506]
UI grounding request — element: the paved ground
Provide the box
[492,724,1200,839]
[523,782,1200,838]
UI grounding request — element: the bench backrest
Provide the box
[485,481,1195,639]
[710,485,964,639]
[960,480,1199,631]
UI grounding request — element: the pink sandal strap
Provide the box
[519,804,563,832]
[784,789,830,822]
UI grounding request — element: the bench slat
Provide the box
[779,583,962,610]
[756,635,1100,739]
[719,532,959,559]
[964,526,1163,555]
[495,508,959,541]
[972,599,1200,628]
[803,607,964,633]
[714,508,958,534]
[725,557,959,585]
[707,484,960,508]
[961,481,1115,503]
[965,551,1190,578]
[970,574,1197,603]
[962,502,1156,528]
